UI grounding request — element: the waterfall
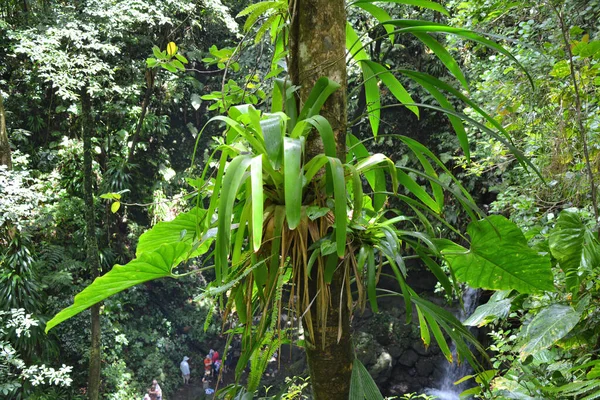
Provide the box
[424,287,479,400]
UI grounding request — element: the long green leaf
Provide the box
[297,77,341,121]
[346,164,363,222]
[363,60,419,117]
[284,137,303,230]
[349,358,385,400]
[350,0,450,16]
[327,157,347,257]
[361,61,381,137]
[383,20,533,87]
[46,242,190,332]
[216,155,252,284]
[413,32,468,89]
[251,156,264,252]
[354,3,395,43]
[346,21,370,61]
[397,169,440,214]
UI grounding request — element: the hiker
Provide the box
[143,394,151,400]
[212,350,220,376]
[204,354,213,377]
[148,379,162,400]
[180,356,191,384]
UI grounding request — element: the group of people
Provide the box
[142,379,162,400]
[178,348,228,384]
[140,348,229,399]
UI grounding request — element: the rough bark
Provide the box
[81,88,102,400]
[0,93,12,170]
[289,1,354,399]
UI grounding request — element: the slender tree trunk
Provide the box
[289,1,354,398]
[127,69,155,165]
[81,88,102,400]
[0,93,12,170]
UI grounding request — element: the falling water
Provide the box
[424,288,479,400]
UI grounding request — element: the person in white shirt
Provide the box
[180,356,191,384]
[149,380,162,400]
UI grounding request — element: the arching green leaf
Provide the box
[327,157,347,257]
[350,0,450,17]
[362,61,419,117]
[361,61,381,137]
[216,155,253,284]
[250,156,264,252]
[349,358,385,400]
[46,242,191,332]
[412,32,468,89]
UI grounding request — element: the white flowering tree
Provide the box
[0,309,72,397]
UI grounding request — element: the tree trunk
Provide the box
[289,1,354,399]
[0,93,12,170]
[81,88,102,400]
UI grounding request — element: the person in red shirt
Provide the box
[204,354,212,378]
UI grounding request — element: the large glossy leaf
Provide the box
[349,358,385,400]
[46,242,191,332]
[519,304,582,360]
[549,210,600,297]
[136,207,210,257]
[261,115,284,169]
[437,215,553,293]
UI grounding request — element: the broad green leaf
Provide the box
[137,207,210,258]
[216,155,252,284]
[111,201,121,213]
[549,210,600,298]
[46,242,190,332]
[284,137,303,229]
[349,358,385,400]
[350,0,450,16]
[327,157,347,257]
[251,156,264,252]
[362,61,419,118]
[438,215,553,293]
[519,304,582,360]
[361,61,381,137]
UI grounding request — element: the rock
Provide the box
[412,340,430,356]
[415,358,434,377]
[398,349,418,367]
